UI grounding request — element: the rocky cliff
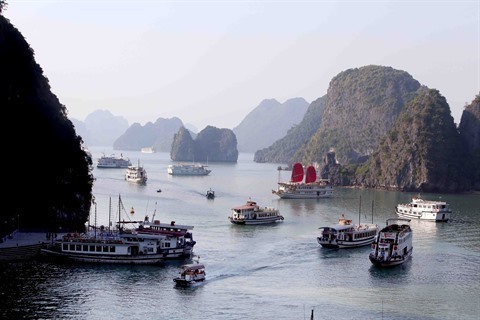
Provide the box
[458,94,480,190]
[114,117,184,151]
[352,88,468,192]
[254,96,326,163]
[171,126,238,162]
[1,13,93,231]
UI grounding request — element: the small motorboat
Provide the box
[173,257,206,287]
[206,188,215,199]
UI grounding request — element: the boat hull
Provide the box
[395,210,449,222]
[40,248,165,265]
[369,248,413,267]
[229,217,284,225]
[274,192,333,199]
[317,236,376,249]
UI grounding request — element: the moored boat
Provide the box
[369,218,413,267]
[395,197,451,221]
[173,256,206,287]
[97,153,132,168]
[41,195,196,265]
[228,200,284,225]
[317,214,379,249]
[167,163,211,176]
[272,163,334,199]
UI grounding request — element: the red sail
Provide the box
[291,163,304,183]
[305,166,316,184]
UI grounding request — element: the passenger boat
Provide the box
[228,200,284,225]
[125,161,147,183]
[97,154,132,168]
[41,196,196,265]
[206,188,215,199]
[317,214,379,249]
[272,163,334,199]
[173,256,206,287]
[369,218,413,267]
[167,163,211,176]
[395,197,451,221]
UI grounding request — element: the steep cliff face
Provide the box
[114,117,183,151]
[1,14,93,231]
[459,94,480,190]
[298,65,421,166]
[196,126,238,162]
[353,88,467,192]
[254,96,326,163]
[170,127,195,161]
[170,126,238,162]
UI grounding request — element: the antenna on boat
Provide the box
[358,195,362,224]
[371,199,374,224]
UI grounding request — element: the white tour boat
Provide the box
[395,197,451,221]
[167,163,211,176]
[97,154,132,168]
[317,214,379,249]
[272,163,334,199]
[125,161,147,183]
[228,200,284,225]
[41,196,196,265]
[173,257,206,287]
[369,218,413,267]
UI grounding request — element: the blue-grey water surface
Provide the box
[1,147,479,320]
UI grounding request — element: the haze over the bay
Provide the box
[5,1,479,130]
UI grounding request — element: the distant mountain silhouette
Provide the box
[233,97,309,152]
[70,109,129,147]
[114,117,185,152]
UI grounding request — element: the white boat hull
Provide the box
[317,236,376,249]
[395,210,449,222]
[229,216,284,225]
[40,248,165,265]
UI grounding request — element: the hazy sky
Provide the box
[4,1,479,131]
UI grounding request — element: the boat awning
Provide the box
[182,264,205,271]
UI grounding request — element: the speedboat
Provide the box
[369,218,413,267]
[173,257,206,287]
[206,189,215,199]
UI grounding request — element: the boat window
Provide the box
[83,245,88,251]
[103,246,109,252]
[96,246,102,252]
[69,244,75,251]
[62,244,68,251]
[109,246,115,252]
[89,245,95,252]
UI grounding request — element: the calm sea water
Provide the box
[1,147,479,320]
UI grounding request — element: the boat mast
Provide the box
[108,196,112,231]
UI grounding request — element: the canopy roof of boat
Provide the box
[181,263,205,271]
